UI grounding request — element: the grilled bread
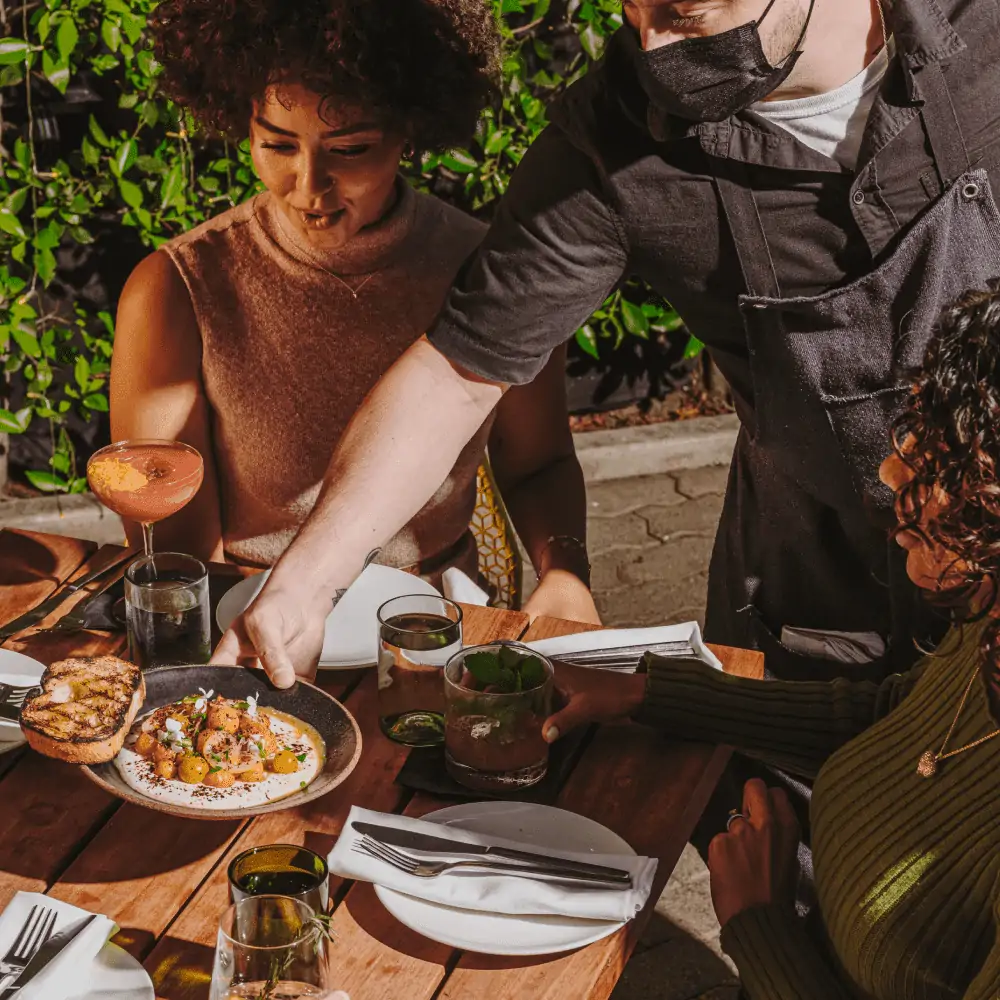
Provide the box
[21,655,145,764]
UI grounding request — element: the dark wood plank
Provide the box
[0,529,96,630]
[145,605,528,1000]
[435,618,757,999]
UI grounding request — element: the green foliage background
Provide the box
[0,0,693,494]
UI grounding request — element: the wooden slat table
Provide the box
[0,528,763,1000]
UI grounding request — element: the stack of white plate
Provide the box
[0,649,46,756]
[216,564,441,670]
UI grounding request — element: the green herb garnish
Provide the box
[296,752,307,762]
[462,646,548,693]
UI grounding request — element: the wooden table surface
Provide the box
[0,528,763,1000]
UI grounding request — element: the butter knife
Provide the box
[0,913,97,998]
[352,822,633,884]
[0,550,134,641]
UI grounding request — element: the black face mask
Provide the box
[631,0,816,124]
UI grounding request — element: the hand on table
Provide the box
[522,569,602,626]
[541,660,646,743]
[211,582,331,688]
[708,778,800,928]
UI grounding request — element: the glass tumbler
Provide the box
[443,642,554,792]
[124,552,211,670]
[376,595,463,746]
[228,845,330,916]
[209,896,337,1000]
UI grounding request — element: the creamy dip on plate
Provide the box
[115,708,324,811]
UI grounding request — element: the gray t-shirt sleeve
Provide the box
[427,125,629,385]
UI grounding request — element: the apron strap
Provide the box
[712,154,783,300]
[916,60,971,188]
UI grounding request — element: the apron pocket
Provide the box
[749,608,891,683]
[822,385,908,514]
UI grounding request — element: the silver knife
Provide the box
[0,550,134,641]
[0,914,97,998]
[353,822,633,884]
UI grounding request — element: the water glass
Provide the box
[124,552,211,670]
[443,642,554,792]
[209,896,336,1000]
[376,595,463,746]
[229,845,330,916]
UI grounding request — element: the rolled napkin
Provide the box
[329,806,658,923]
[0,892,116,1000]
[441,568,490,607]
[525,622,723,672]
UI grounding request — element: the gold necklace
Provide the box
[256,196,377,301]
[916,665,1000,777]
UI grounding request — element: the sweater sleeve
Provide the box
[720,905,856,1000]
[632,654,926,779]
[722,888,1000,1000]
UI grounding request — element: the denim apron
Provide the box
[695,58,1000,888]
[706,59,1000,682]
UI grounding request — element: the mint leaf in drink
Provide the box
[517,656,547,691]
[495,667,519,693]
[498,644,522,671]
[464,651,504,687]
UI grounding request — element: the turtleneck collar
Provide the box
[252,176,418,277]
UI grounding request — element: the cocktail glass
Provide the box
[87,439,204,556]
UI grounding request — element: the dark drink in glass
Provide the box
[377,596,462,746]
[228,844,329,916]
[124,552,211,670]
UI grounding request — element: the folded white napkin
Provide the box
[441,568,490,607]
[329,806,657,923]
[0,892,116,1000]
[525,622,723,671]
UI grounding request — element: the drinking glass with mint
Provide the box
[443,642,554,792]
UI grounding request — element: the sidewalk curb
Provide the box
[573,413,738,484]
[0,414,741,542]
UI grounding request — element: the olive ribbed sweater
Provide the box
[636,622,1000,1000]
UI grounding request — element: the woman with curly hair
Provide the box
[109,0,599,622]
[543,286,1000,998]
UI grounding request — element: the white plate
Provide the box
[216,565,440,670]
[68,941,155,999]
[0,648,45,735]
[375,802,631,956]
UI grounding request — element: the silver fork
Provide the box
[0,905,57,989]
[0,685,37,710]
[354,837,628,889]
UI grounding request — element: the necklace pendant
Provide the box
[916,750,939,778]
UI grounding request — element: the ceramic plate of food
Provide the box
[216,564,440,669]
[82,666,361,820]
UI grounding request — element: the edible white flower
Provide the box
[246,693,259,718]
[194,687,214,713]
[162,718,184,743]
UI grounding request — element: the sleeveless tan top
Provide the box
[163,181,492,576]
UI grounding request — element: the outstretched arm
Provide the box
[212,337,504,684]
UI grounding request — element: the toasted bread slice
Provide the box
[20,655,145,765]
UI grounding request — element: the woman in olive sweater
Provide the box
[544,286,1000,1000]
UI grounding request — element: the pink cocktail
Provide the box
[87,439,204,555]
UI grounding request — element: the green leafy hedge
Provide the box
[0,0,694,494]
